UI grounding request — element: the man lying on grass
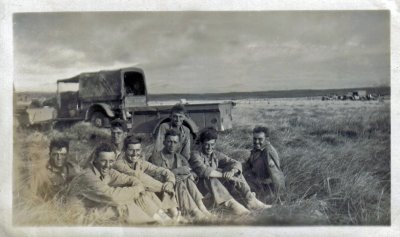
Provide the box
[66,143,173,225]
[243,126,285,203]
[30,138,80,201]
[190,127,270,215]
[150,129,213,220]
[113,136,180,220]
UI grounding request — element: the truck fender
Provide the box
[152,117,199,139]
[85,103,115,120]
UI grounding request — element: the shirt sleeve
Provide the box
[242,153,252,172]
[155,123,167,153]
[141,160,176,184]
[189,152,214,178]
[170,154,191,176]
[180,127,191,160]
[267,144,281,169]
[78,172,144,206]
[217,152,242,174]
[265,145,285,191]
[113,159,136,176]
[180,154,190,167]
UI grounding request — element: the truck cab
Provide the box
[56,67,148,126]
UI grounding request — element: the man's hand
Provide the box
[162,182,175,196]
[173,166,191,175]
[189,172,198,181]
[133,183,146,196]
[223,169,238,180]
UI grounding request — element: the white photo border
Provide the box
[0,0,399,236]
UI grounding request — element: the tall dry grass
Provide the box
[218,99,390,225]
[13,99,390,225]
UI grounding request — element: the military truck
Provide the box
[54,67,234,137]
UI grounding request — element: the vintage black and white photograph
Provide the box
[10,10,391,228]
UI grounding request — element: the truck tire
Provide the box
[91,112,110,128]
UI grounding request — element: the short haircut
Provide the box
[93,143,117,160]
[199,127,218,143]
[253,126,270,137]
[164,129,180,139]
[123,136,142,149]
[110,118,127,131]
[49,139,69,152]
[171,104,187,115]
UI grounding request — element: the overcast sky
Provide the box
[13,11,389,94]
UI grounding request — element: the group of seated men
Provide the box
[31,104,286,225]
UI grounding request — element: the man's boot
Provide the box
[191,208,208,220]
[167,207,180,220]
[245,196,272,211]
[196,200,214,217]
[153,209,172,224]
[223,198,251,215]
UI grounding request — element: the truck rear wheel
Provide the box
[90,112,110,128]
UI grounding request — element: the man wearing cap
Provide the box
[30,138,80,201]
[190,128,270,215]
[150,129,212,220]
[243,126,285,201]
[155,104,191,160]
[113,136,179,219]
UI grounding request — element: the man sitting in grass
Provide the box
[190,128,270,216]
[155,104,191,160]
[30,138,80,201]
[67,143,172,225]
[150,129,213,220]
[110,119,128,157]
[243,126,285,202]
[113,136,180,220]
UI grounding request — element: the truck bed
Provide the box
[133,100,234,113]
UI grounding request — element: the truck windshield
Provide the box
[124,72,145,96]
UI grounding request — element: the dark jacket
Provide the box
[243,143,285,191]
[190,150,242,178]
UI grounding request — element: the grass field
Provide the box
[13,98,390,226]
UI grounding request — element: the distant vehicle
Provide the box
[323,90,370,101]
[27,67,234,137]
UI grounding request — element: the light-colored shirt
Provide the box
[155,122,191,159]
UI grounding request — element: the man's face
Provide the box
[164,135,180,154]
[126,143,142,160]
[111,127,126,146]
[201,139,216,156]
[93,151,116,176]
[49,147,68,169]
[171,112,185,127]
[253,132,267,150]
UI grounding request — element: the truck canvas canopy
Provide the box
[79,70,122,101]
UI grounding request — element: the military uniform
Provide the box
[113,154,178,210]
[243,143,285,198]
[30,160,80,201]
[155,122,191,160]
[150,151,206,216]
[190,150,254,206]
[66,165,160,225]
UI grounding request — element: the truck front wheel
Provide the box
[90,112,110,128]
